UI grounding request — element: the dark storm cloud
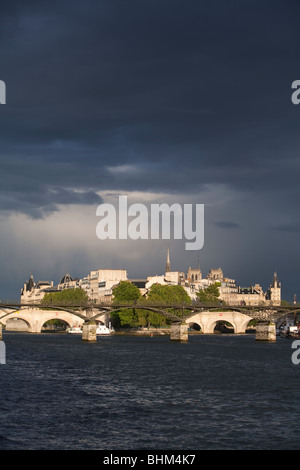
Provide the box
[268,224,300,233]
[1,0,300,300]
[0,0,299,207]
[0,184,103,219]
[214,221,241,229]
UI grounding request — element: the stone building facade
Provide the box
[21,268,128,304]
[21,274,56,304]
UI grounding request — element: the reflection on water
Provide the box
[0,332,299,449]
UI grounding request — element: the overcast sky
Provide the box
[0,0,300,301]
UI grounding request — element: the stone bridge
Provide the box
[0,307,108,333]
[185,310,253,334]
[0,305,254,335]
[0,302,299,341]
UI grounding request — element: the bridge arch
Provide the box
[0,308,85,333]
[41,317,71,332]
[4,315,32,332]
[212,319,234,334]
[187,322,202,331]
[185,310,253,334]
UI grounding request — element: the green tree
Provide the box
[147,284,191,305]
[146,284,192,326]
[112,281,142,303]
[111,281,193,328]
[196,283,221,304]
[41,288,89,306]
[112,281,143,327]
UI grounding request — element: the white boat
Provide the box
[67,323,114,335]
[67,326,82,334]
[96,323,114,335]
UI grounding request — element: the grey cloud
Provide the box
[0,0,297,200]
[0,185,103,219]
[267,224,300,233]
[214,221,241,229]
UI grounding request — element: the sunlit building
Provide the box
[21,274,56,304]
[21,268,128,304]
[81,268,127,303]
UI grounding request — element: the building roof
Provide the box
[26,274,35,292]
[59,273,74,284]
[43,287,59,293]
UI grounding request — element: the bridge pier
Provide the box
[170,323,188,342]
[82,321,97,342]
[255,323,276,341]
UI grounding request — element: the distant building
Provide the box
[213,273,281,307]
[219,282,265,306]
[57,273,80,290]
[186,266,202,284]
[20,249,282,307]
[21,268,128,304]
[145,275,168,290]
[80,268,127,303]
[21,274,56,304]
[265,272,281,306]
[146,248,282,306]
[206,267,224,281]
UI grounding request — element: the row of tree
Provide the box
[40,281,221,328]
[111,282,191,327]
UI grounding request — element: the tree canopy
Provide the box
[41,287,89,306]
[111,281,192,328]
[147,283,191,305]
[111,281,143,327]
[112,280,142,303]
[196,283,221,304]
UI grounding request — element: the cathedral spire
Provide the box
[166,246,170,273]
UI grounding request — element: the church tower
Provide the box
[186,253,202,285]
[267,272,281,306]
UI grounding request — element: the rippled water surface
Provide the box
[0,332,299,450]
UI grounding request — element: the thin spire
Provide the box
[166,245,170,273]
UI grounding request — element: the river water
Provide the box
[0,332,299,450]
